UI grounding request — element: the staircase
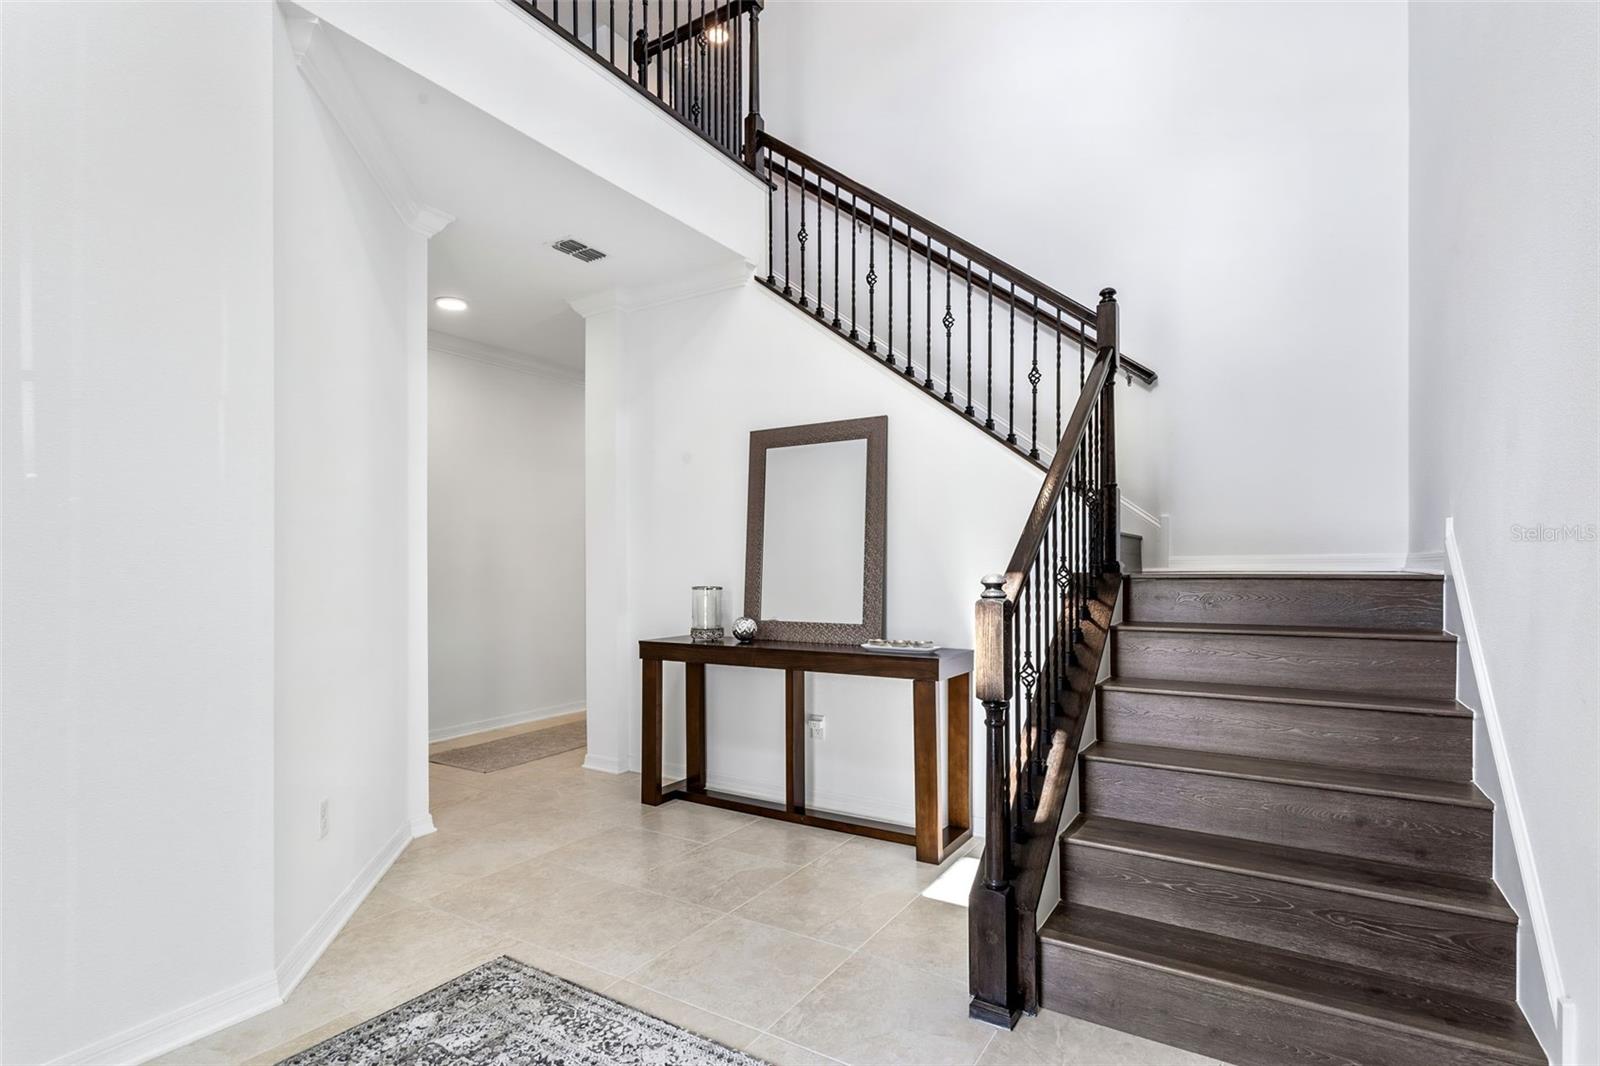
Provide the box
[512,4,1548,1061]
[1038,572,1545,1066]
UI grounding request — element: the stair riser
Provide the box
[1113,629,1456,700]
[1064,845,1514,1000]
[1040,942,1534,1066]
[1083,760,1492,877]
[1098,690,1472,781]
[1126,577,1442,631]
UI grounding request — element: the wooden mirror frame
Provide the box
[743,416,888,645]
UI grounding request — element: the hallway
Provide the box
[158,733,1216,1065]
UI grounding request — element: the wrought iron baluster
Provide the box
[781,156,791,296]
[849,192,858,340]
[985,273,994,429]
[816,167,825,319]
[1055,315,1063,450]
[797,166,808,308]
[965,261,974,416]
[764,148,774,285]
[942,259,954,402]
[672,2,680,115]
[905,227,916,378]
[1028,294,1041,459]
[866,207,877,353]
[609,0,615,63]
[1006,283,1017,445]
[924,241,933,389]
[886,217,894,366]
[832,179,841,328]
[591,0,597,49]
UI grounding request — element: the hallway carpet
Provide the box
[432,720,588,774]
[277,956,763,1066]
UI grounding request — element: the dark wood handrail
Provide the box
[764,148,1161,388]
[1002,350,1113,592]
[641,0,762,58]
[767,157,1101,344]
[758,131,1101,324]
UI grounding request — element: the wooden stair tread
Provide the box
[1082,741,1491,808]
[1041,905,1545,1065]
[1114,620,1456,643]
[1101,675,1469,717]
[1065,815,1514,923]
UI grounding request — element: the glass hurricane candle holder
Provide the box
[691,586,725,643]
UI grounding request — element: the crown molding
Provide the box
[284,6,455,238]
[428,330,584,385]
[567,259,755,319]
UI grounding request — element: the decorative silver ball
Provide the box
[732,617,759,643]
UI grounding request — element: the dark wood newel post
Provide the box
[1097,288,1120,572]
[970,574,1022,1028]
[742,2,764,167]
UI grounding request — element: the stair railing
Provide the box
[754,131,1129,471]
[969,290,1121,1026]
[511,0,763,161]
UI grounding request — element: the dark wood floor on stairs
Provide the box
[1039,571,1548,1066]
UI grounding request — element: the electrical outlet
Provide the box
[806,715,825,740]
[319,799,330,840]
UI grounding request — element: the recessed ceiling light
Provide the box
[434,296,469,312]
[706,24,729,45]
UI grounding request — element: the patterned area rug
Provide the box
[278,956,765,1065]
[430,719,587,774]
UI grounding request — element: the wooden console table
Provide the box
[639,636,974,864]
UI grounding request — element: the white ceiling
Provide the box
[331,26,740,370]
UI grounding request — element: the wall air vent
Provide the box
[551,238,608,263]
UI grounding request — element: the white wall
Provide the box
[1408,4,1599,1060]
[273,2,419,979]
[294,0,767,267]
[428,343,586,740]
[762,1,1410,566]
[0,4,278,1061]
[592,279,1043,826]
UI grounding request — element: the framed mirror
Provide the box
[744,416,888,644]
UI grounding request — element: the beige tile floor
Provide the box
[160,732,1223,1066]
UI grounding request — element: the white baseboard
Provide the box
[582,751,624,774]
[92,819,420,1065]
[411,814,438,838]
[1444,518,1569,1060]
[53,970,281,1066]
[1161,551,1409,572]
[1406,549,1446,572]
[428,700,585,743]
[275,821,415,997]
